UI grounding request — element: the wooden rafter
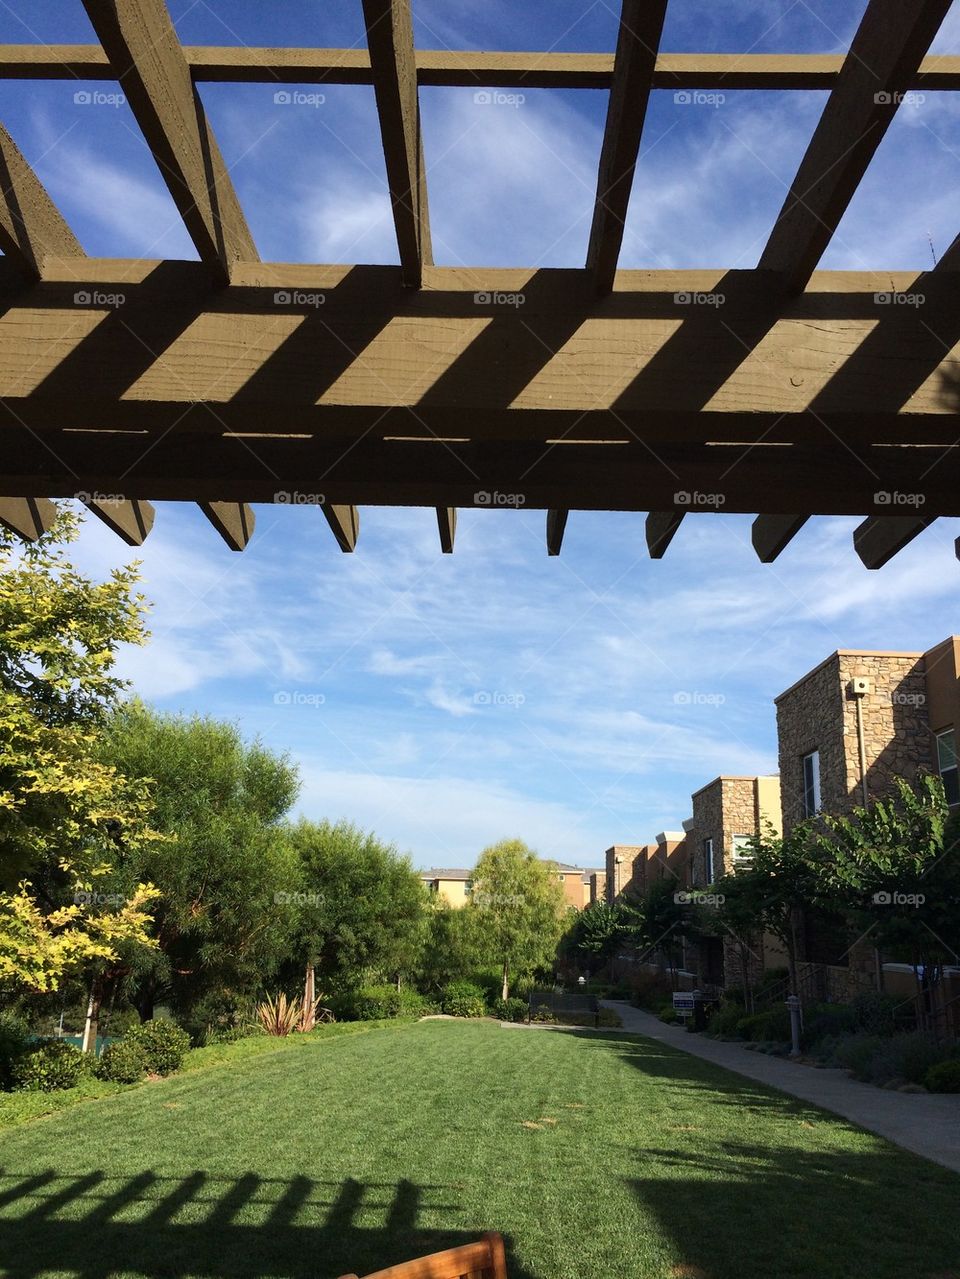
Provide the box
[361,0,431,287]
[83,497,155,546]
[322,504,360,553]
[4,46,960,91]
[587,0,668,295]
[646,512,684,559]
[751,515,810,562]
[80,0,257,284]
[547,510,569,557]
[854,515,935,569]
[759,0,954,292]
[0,122,82,275]
[199,501,255,551]
[0,497,57,541]
[436,507,456,554]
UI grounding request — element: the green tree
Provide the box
[418,900,485,994]
[98,702,301,1023]
[288,819,427,999]
[558,898,623,976]
[0,512,159,995]
[469,840,568,999]
[814,774,960,1023]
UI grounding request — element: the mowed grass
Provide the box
[0,1020,958,1279]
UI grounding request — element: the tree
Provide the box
[469,840,568,999]
[558,899,623,977]
[814,774,960,1023]
[98,702,301,1023]
[0,511,160,996]
[287,819,427,999]
[418,900,485,994]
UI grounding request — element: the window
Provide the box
[801,750,821,818]
[731,835,753,867]
[937,730,959,806]
[463,880,473,896]
[703,837,714,884]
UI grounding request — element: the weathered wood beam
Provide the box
[759,0,953,293]
[546,509,568,556]
[0,122,82,276]
[646,511,684,558]
[1,263,957,445]
[0,496,56,540]
[853,515,935,569]
[436,507,456,553]
[4,45,960,90]
[751,514,810,562]
[82,496,155,545]
[361,0,431,287]
[322,504,359,552]
[587,0,668,296]
[80,0,257,284]
[3,434,960,516]
[199,501,255,550]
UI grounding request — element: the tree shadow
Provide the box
[0,1171,536,1279]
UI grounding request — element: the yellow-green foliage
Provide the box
[0,511,162,991]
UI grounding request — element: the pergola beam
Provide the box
[361,0,431,287]
[80,0,257,285]
[0,122,83,276]
[83,497,155,545]
[853,515,935,569]
[546,509,569,557]
[322,504,360,552]
[758,0,953,293]
[3,46,960,91]
[587,0,668,295]
[646,511,684,559]
[199,501,255,550]
[436,507,456,553]
[751,514,810,562]
[0,497,57,541]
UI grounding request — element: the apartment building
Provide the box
[775,637,959,999]
[422,861,602,910]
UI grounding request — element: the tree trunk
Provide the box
[501,959,509,1001]
[81,975,103,1054]
[301,961,316,1033]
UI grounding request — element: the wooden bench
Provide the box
[337,1230,508,1279]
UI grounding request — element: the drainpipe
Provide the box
[849,677,881,991]
[854,693,869,808]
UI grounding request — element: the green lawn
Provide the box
[0,1020,958,1279]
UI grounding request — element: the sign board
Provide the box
[672,993,695,1012]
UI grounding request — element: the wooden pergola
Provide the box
[0,0,958,567]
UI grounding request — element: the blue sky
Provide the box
[2,1,959,868]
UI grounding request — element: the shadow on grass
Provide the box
[0,1171,537,1279]
[548,1029,960,1278]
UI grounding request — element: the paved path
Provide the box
[601,1000,960,1174]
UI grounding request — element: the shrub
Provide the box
[12,1040,88,1092]
[598,1007,622,1028]
[256,993,302,1037]
[925,1059,960,1093]
[96,1037,148,1084]
[735,1007,791,1042]
[829,1033,886,1079]
[863,1032,956,1086]
[333,985,435,1021]
[126,1019,190,1075]
[0,1012,30,1091]
[530,1010,558,1023]
[707,1003,746,1038]
[802,1002,858,1048]
[851,991,901,1036]
[629,971,674,1011]
[658,1005,679,1024]
[441,981,488,1018]
[493,997,528,1023]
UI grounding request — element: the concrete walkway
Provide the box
[601,1000,960,1174]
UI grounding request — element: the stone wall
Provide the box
[777,650,933,835]
[604,845,649,901]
